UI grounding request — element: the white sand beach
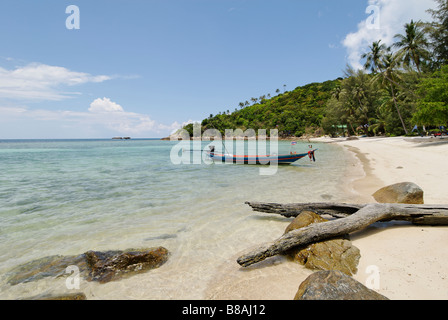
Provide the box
[207,136,448,300]
[334,136,448,204]
[339,136,448,300]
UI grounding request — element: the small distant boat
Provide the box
[207,147,317,165]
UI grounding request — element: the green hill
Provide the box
[184,79,341,138]
[181,1,448,139]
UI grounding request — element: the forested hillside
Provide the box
[183,0,448,138]
[191,79,340,138]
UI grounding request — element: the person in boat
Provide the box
[209,145,215,154]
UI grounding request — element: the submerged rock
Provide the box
[7,247,170,286]
[6,254,87,286]
[25,292,87,300]
[373,182,424,204]
[284,211,360,276]
[294,270,389,300]
[85,247,170,283]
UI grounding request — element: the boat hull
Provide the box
[208,150,316,165]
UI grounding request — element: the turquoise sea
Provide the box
[0,139,355,299]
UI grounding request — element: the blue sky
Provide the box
[0,0,436,138]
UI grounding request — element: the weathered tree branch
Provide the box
[238,202,448,267]
[245,201,363,218]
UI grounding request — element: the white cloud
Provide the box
[0,61,179,137]
[0,63,112,101]
[343,0,436,70]
[89,97,124,113]
[84,97,182,135]
[0,97,182,137]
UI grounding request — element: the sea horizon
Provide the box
[0,138,354,299]
[0,138,163,141]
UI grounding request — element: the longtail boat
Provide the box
[207,147,317,165]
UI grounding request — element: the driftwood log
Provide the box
[237,202,448,267]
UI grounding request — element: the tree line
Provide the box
[184,0,447,138]
[324,0,448,137]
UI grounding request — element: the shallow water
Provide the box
[0,139,353,299]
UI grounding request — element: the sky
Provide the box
[0,0,437,139]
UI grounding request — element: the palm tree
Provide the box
[338,90,357,135]
[426,0,448,67]
[331,86,342,100]
[352,84,369,131]
[393,20,430,73]
[373,52,408,134]
[362,41,409,134]
[361,40,388,74]
[369,103,389,135]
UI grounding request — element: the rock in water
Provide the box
[284,211,361,276]
[85,247,170,283]
[6,254,88,286]
[294,270,389,300]
[26,293,87,300]
[372,182,424,204]
[7,247,170,285]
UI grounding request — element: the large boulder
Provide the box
[372,182,424,204]
[284,211,360,276]
[294,270,389,300]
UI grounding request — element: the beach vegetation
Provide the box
[185,0,448,139]
[425,0,448,68]
[393,20,431,74]
[413,65,448,126]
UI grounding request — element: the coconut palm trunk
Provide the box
[389,81,408,135]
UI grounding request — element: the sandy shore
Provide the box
[313,136,448,300]
[324,136,448,204]
[206,136,448,300]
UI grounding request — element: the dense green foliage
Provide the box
[195,80,339,138]
[185,0,448,138]
[413,65,448,126]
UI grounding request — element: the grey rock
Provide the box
[294,270,389,300]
